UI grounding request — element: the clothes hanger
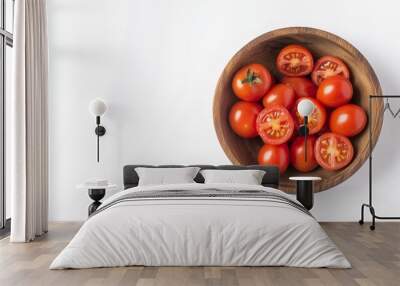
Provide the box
[383,98,400,118]
[360,95,400,231]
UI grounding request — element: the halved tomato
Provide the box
[232,63,273,102]
[281,77,317,98]
[276,45,314,76]
[292,98,327,135]
[315,133,354,171]
[311,56,350,85]
[256,106,294,145]
[262,83,296,109]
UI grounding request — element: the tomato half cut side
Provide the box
[315,133,354,171]
[256,106,294,145]
[292,98,327,135]
[311,56,350,85]
[276,45,314,77]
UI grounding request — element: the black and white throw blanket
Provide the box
[91,188,312,217]
[50,183,350,269]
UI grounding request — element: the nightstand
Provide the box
[77,183,117,216]
[289,176,321,210]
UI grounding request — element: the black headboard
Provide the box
[123,165,280,189]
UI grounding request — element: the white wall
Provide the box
[47,0,400,221]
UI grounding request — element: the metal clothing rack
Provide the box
[359,95,400,230]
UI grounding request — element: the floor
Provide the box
[0,222,399,286]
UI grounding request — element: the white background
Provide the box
[47,0,400,221]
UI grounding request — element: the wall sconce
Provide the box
[297,99,315,162]
[89,98,107,162]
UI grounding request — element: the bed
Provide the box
[50,165,350,269]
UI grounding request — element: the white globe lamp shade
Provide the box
[297,99,315,117]
[89,98,107,117]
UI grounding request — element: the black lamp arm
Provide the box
[94,116,106,162]
[304,116,308,162]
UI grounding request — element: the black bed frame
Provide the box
[123,165,280,190]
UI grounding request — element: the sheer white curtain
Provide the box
[9,0,48,242]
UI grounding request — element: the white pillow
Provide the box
[200,169,266,185]
[135,167,200,186]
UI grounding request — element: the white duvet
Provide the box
[50,183,350,269]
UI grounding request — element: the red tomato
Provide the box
[292,98,327,135]
[229,101,263,138]
[314,133,354,171]
[276,45,314,76]
[256,106,294,145]
[329,104,367,137]
[262,83,296,109]
[258,144,289,174]
[281,77,317,97]
[316,75,353,108]
[312,56,350,85]
[290,136,318,172]
[232,63,273,102]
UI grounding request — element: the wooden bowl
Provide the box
[213,27,383,193]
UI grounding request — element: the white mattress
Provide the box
[50,183,350,269]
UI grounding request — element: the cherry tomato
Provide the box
[262,83,296,109]
[281,77,317,98]
[256,106,294,145]
[312,56,350,85]
[232,63,273,102]
[315,133,354,171]
[292,98,327,135]
[316,75,353,108]
[276,45,314,76]
[329,104,367,137]
[290,136,318,172]
[229,101,263,138]
[258,144,289,174]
